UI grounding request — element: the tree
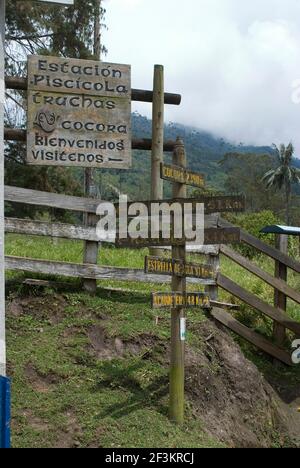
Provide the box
[4,0,107,219]
[262,143,300,224]
[219,152,282,213]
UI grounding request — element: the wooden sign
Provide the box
[145,256,215,279]
[117,195,245,215]
[116,227,240,248]
[160,163,205,188]
[27,55,131,169]
[151,292,211,309]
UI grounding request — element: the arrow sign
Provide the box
[151,292,211,309]
[116,195,245,215]
[161,163,205,188]
[145,256,216,279]
[116,227,241,248]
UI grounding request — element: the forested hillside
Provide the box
[6,112,300,223]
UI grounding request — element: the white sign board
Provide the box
[37,1,74,5]
[27,55,132,169]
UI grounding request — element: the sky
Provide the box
[104,0,300,154]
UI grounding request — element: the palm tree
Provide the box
[262,143,300,224]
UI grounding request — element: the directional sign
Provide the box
[117,195,245,215]
[145,256,215,279]
[161,163,205,188]
[27,55,131,169]
[151,292,211,309]
[116,227,241,248]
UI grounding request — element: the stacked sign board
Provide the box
[27,56,131,169]
[140,163,245,315]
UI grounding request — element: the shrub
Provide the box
[225,210,281,259]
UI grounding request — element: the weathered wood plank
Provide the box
[28,56,131,98]
[217,273,300,336]
[4,128,176,152]
[155,245,220,255]
[5,185,101,214]
[219,217,300,274]
[209,301,239,310]
[5,256,216,286]
[5,217,99,241]
[4,214,219,242]
[122,196,245,215]
[220,244,300,305]
[116,228,240,248]
[160,163,205,188]
[152,292,211,309]
[5,75,182,105]
[145,256,216,279]
[210,308,292,366]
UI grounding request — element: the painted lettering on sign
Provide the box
[27,55,131,169]
[116,227,240,248]
[151,293,211,309]
[145,256,215,279]
[119,196,245,215]
[161,163,205,188]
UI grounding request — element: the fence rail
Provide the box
[4,185,300,365]
[5,256,216,286]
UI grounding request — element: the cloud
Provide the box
[104,0,300,154]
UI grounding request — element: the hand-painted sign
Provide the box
[151,292,211,309]
[160,163,205,188]
[116,227,240,248]
[117,196,245,215]
[27,55,131,169]
[145,256,216,279]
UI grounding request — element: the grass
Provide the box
[4,233,300,447]
[7,288,222,448]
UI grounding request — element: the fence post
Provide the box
[206,251,219,301]
[83,3,101,294]
[150,65,164,257]
[169,137,186,424]
[273,234,288,346]
[83,169,99,294]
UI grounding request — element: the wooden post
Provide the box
[83,0,101,294]
[206,252,219,301]
[273,234,288,346]
[0,0,6,378]
[169,137,186,424]
[150,65,164,257]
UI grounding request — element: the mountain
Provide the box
[131,113,274,190]
[100,113,297,201]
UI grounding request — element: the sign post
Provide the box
[169,137,187,424]
[27,55,132,169]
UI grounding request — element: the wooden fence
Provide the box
[4,185,300,365]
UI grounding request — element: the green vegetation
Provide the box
[262,144,300,224]
[6,234,224,448]
[5,233,300,448]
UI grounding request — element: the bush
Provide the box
[225,210,281,259]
